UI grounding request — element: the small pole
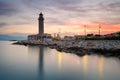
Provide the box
[84,25,86,36]
[99,24,101,36]
[84,25,87,40]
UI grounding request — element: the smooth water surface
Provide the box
[0,41,120,80]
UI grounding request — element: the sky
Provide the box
[0,0,120,37]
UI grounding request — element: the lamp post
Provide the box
[99,24,101,36]
[84,25,86,36]
[84,25,87,40]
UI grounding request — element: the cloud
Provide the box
[0,22,7,27]
[46,17,65,25]
[0,21,30,28]
[11,21,31,25]
[0,1,18,16]
[49,0,120,25]
[22,0,83,7]
[101,1,120,11]
[0,0,120,35]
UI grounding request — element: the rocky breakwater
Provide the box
[13,40,120,58]
[65,40,120,58]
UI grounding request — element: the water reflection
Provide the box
[39,46,44,80]
[0,41,120,80]
[28,46,44,80]
[98,56,104,78]
[82,55,104,79]
[57,52,62,71]
[82,55,88,74]
[27,45,120,80]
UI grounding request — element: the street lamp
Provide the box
[84,25,87,40]
[99,24,101,36]
[84,25,86,36]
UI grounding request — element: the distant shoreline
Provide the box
[13,40,120,58]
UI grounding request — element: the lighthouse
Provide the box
[38,12,44,35]
[28,13,52,40]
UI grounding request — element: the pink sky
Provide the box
[0,0,120,37]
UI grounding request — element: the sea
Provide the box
[0,41,120,80]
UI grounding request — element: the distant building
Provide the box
[104,32,120,38]
[74,35,85,40]
[52,33,61,40]
[28,34,39,40]
[63,36,75,41]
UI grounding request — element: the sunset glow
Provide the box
[0,0,120,37]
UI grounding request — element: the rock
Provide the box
[12,40,120,59]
